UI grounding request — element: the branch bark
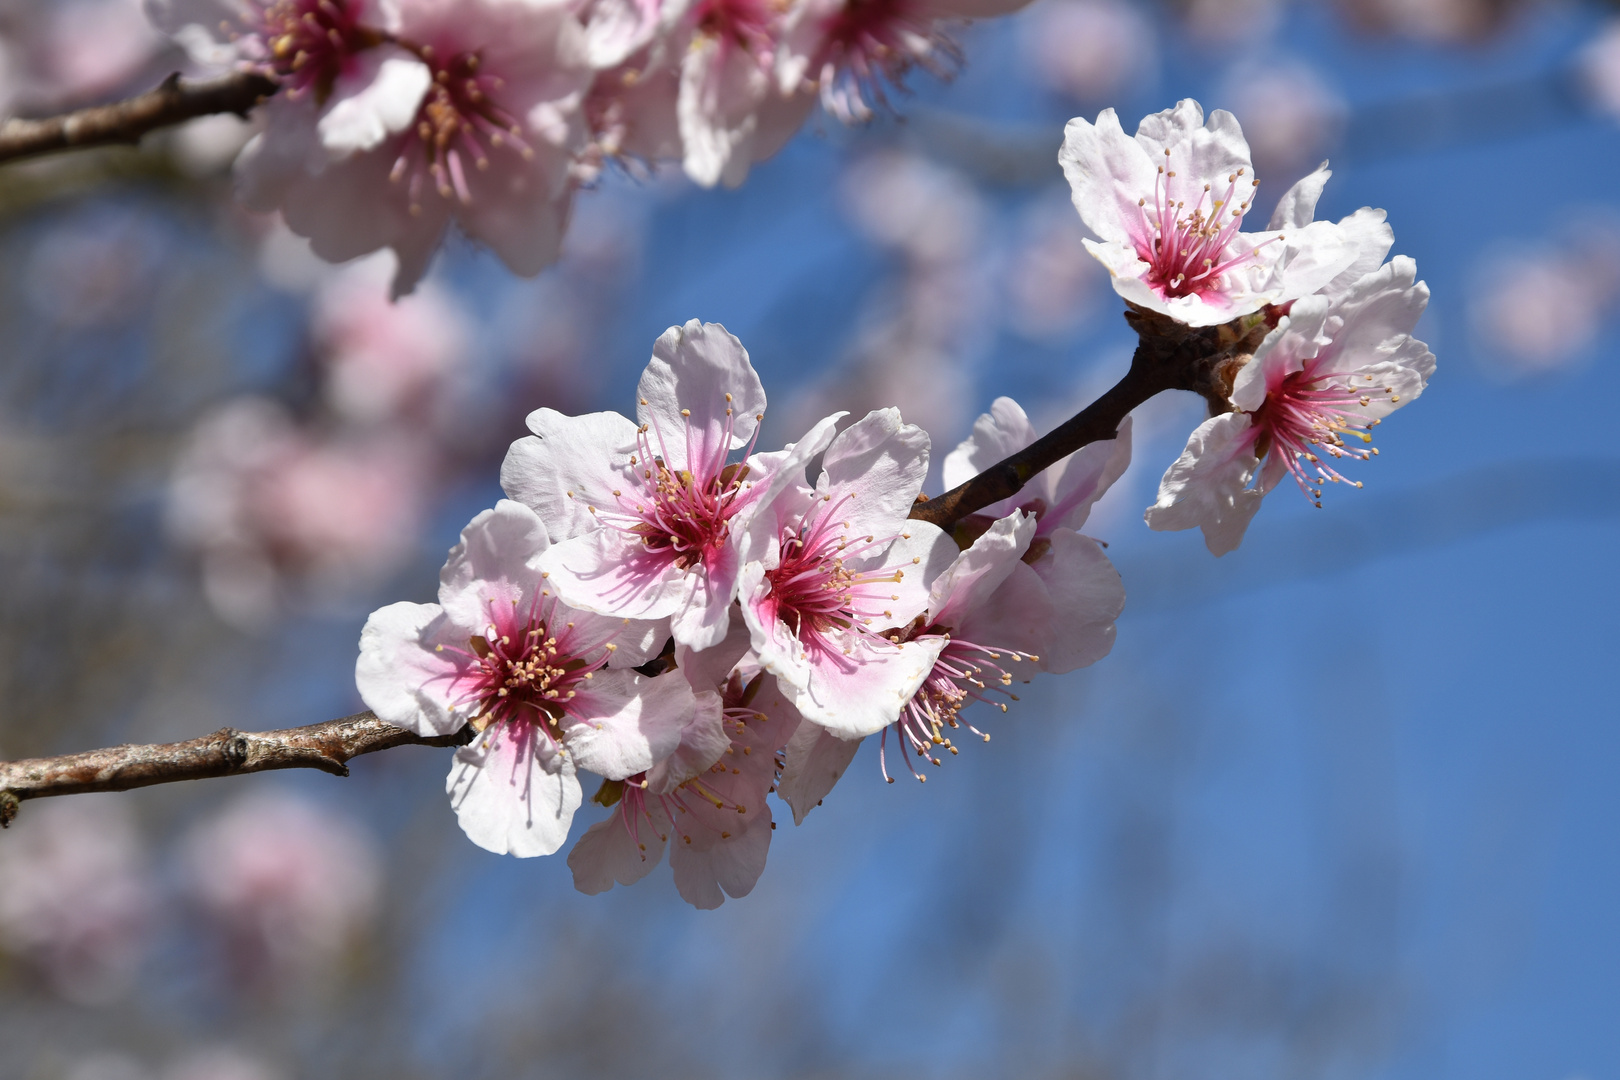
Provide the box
[0,713,471,825]
[908,306,1259,529]
[0,70,278,167]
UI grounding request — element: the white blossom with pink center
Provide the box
[568,619,799,906]
[232,0,592,297]
[938,396,1128,673]
[585,0,812,186]
[1059,99,1363,327]
[181,790,380,985]
[0,797,155,1004]
[736,408,958,739]
[1145,256,1435,555]
[357,499,704,856]
[502,320,773,652]
[777,0,1031,123]
[147,0,391,91]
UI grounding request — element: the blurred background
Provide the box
[0,0,1617,1076]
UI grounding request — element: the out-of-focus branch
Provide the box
[0,71,277,167]
[909,306,1258,530]
[0,712,471,825]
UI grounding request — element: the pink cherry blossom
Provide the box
[181,790,380,985]
[1059,99,1361,327]
[502,320,773,651]
[311,261,471,424]
[777,0,1031,123]
[0,797,155,1004]
[568,619,799,907]
[936,397,1128,674]
[232,0,593,297]
[356,499,702,856]
[1145,256,1434,555]
[581,0,812,186]
[737,408,958,739]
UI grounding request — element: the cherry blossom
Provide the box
[502,320,772,651]
[231,0,593,297]
[569,619,799,907]
[1145,256,1434,555]
[1059,98,1361,327]
[778,0,1031,123]
[582,0,812,186]
[356,499,704,856]
[0,797,155,1004]
[181,790,380,985]
[737,408,958,739]
[938,396,1128,673]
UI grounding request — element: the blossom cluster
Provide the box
[147,0,1031,296]
[1058,99,1436,554]
[354,99,1436,907]
[356,318,1128,906]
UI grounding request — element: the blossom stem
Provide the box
[909,307,1242,530]
[0,71,279,167]
[0,712,472,826]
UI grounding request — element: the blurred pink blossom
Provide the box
[1019,0,1155,103]
[167,398,432,625]
[0,0,162,111]
[312,261,472,426]
[1469,238,1620,377]
[181,790,381,985]
[1005,192,1104,340]
[1578,20,1620,121]
[165,1048,286,1080]
[1218,58,1345,176]
[0,797,155,1003]
[841,148,984,265]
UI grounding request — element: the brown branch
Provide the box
[909,306,1263,530]
[0,712,471,826]
[0,70,278,167]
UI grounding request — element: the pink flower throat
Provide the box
[764,494,906,652]
[254,0,379,97]
[438,592,611,739]
[881,633,1033,784]
[390,48,535,211]
[1137,155,1274,300]
[1251,361,1397,506]
[811,0,958,123]
[611,396,764,572]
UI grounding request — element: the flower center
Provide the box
[763,494,904,649]
[606,395,764,572]
[389,48,534,211]
[693,0,777,57]
[879,630,1033,783]
[809,0,958,122]
[257,0,379,99]
[1251,363,1397,506]
[1136,154,1273,300]
[439,594,610,738]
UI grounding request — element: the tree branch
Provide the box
[909,306,1259,529]
[0,309,1268,825]
[0,71,278,167]
[0,713,471,825]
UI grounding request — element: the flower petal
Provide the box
[637,320,767,472]
[562,668,699,780]
[448,719,581,857]
[355,601,474,736]
[1144,413,1264,557]
[777,721,861,825]
[500,408,639,541]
